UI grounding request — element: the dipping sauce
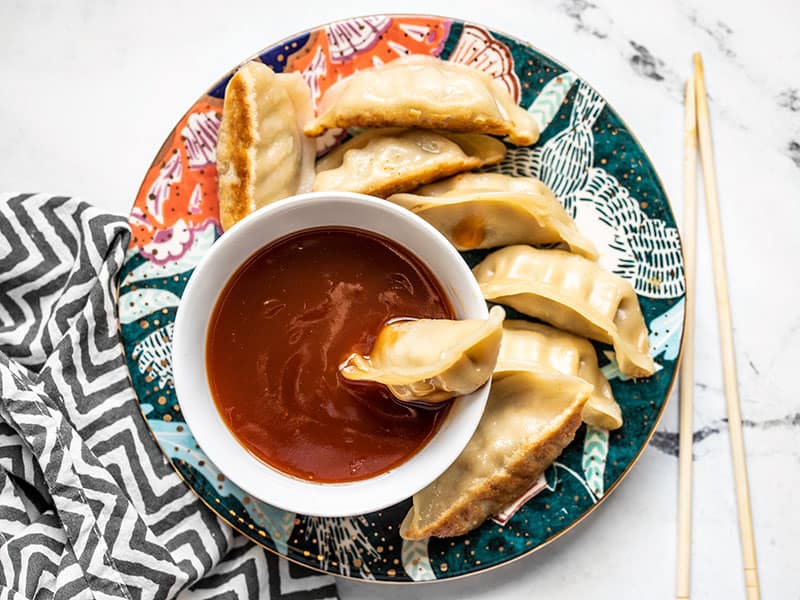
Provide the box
[206,227,454,483]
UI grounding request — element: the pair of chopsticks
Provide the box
[676,54,760,599]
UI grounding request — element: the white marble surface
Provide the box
[1,1,797,598]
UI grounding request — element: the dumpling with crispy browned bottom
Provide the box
[496,320,622,430]
[399,368,591,540]
[473,246,655,378]
[216,61,315,231]
[388,173,597,258]
[304,55,539,145]
[313,129,506,197]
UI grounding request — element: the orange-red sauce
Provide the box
[206,227,454,482]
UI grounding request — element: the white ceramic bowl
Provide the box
[173,192,489,517]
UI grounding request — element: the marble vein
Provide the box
[686,9,736,59]
[652,412,800,458]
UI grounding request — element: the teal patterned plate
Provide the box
[119,15,685,582]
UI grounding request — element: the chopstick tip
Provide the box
[693,52,704,73]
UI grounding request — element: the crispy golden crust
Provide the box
[304,112,511,139]
[399,406,584,540]
[216,72,254,232]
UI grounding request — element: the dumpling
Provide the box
[400,369,591,539]
[496,320,622,430]
[473,246,655,378]
[313,129,506,197]
[216,61,315,231]
[304,55,539,146]
[387,173,598,258]
[339,306,505,403]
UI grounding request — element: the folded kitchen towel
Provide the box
[0,193,338,599]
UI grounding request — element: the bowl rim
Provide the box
[172,191,491,517]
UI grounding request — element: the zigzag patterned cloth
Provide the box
[0,194,338,599]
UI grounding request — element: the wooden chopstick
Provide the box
[676,73,698,600]
[693,52,761,600]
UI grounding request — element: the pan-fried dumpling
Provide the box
[340,306,505,403]
[304,55,539,145]
[473,246,655,378]
[388,173,597,258]
[313,129,506,197]
[216,61,315,231]
[496,320,621,430]
[400,369,591,539]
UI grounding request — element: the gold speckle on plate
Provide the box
[376,546,383,553]
[228,509,236,517]
[303,550,310,557]
[163,414,172,422]
[274,532,281,539]
[258,529,266,537]
[387,568,396,577]
[353,559,362,568]
[317,554,324,561]
[439,563,448,572]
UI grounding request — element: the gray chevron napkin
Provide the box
[0,194,338,599]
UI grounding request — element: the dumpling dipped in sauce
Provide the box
[340,305,505,403]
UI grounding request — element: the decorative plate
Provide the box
[119,15,685,583]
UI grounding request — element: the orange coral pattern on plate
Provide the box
[286,16,451,106]
[130,98,222,258]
